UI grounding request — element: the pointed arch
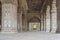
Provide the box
[28,16,41,22]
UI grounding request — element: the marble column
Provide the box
[1,0,18,33]
[43,13,46,31]
[41,15,44,31]
[51,0,57,33]
[23,11,27,32]
[19,13,23,32]
[17,13,22,32]
[25,14,28,31]
[46,6,50,32]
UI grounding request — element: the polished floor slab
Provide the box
[0,31,60,40]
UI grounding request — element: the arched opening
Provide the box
[0,1,2,31]
[28,16,41,31]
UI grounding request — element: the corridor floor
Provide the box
[0,31,60,40]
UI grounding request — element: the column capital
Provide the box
[51,0,57,33]
[46,5,50,13]
[51,0,57,13]
[1,0,18,6]
[52,0,56,4]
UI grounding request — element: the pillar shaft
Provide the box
[51,0,57,33]
[46,6,50,32]
[22,13,27,32]
[41,15,44,31]
[19,13,23,32]
[44,13,46,31]
[1,1,18,33]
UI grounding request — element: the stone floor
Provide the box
[0,31,60,40]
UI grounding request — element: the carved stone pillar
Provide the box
[20,13,23,32]
[46,6,50,32]
[25,13,27,31]
[22,11,27,32]
[1,0,18,33]
[41,15,44,31]
[51,0,57,33]
[44,13,46,31]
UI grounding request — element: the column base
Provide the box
[1,29,18,33]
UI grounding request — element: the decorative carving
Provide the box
[1,0,18,6]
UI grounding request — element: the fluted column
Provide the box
[1,0,18,33]
[51,0,57,33]
[46,6,50,32]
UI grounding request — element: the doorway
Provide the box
[29,22,40,31]
[28,16,41,31]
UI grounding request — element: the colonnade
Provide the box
[41,0,57,33]
[0,0,57,33]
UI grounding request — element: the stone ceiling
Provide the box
[26,0,45,12]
